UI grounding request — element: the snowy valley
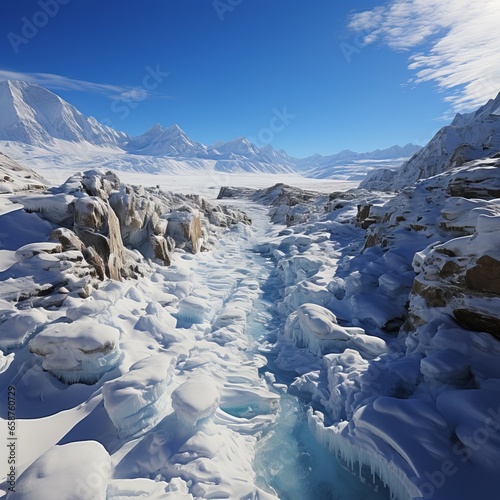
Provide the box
[1,82,500,500]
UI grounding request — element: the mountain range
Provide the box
[0,80,420,179]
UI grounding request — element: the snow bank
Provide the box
[107,477,194,500]
[9,441,110,500]
[171,375,220,427]
[133,302,180,345]
[283,303,387,360]
[0,309,46,350]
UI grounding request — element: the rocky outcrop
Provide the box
[218,183,327,226]
[446,157,500,199]
[6,170,250,307]
[409,213,500,339]
[73,197,134,280]
[166,208,204,253]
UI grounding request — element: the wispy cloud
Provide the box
[0,69,174,101]
[349,0,500,112]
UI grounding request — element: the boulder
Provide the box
[465,255,500,294]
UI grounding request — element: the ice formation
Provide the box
[103,352,177,438]
[29,320,121,384]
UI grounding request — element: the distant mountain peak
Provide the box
[0,79,126,148]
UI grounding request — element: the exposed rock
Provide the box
[356,204,379,229]
[73,197,134,280]
[150,234,173,265]
[453,309,500,339]
[411,279,451,308]
[50,227,85,251]
[82,246,106,280]
[7,170,251,312]
[465,255,500,294]
[81,169,120,200]
[166,208,204,253]
[446,159,500,199]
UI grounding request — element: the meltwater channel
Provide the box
[221,200,391,500]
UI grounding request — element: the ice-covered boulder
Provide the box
[439,196,500,235]
[9,441,110,500]
[29,320,121,384]
[172,375,220,426]
[284,303,364,356]
[0,243,101,305]
[102,352,177,438]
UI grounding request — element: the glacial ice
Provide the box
[176,295,211,324]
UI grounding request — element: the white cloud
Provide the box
[0,69,173,101]
[349,0,500,111]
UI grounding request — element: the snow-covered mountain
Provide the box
[0,80,126,148]
[125,123,210,157]
[0,79,421,180]
[361,92,500,191]
[298,144,422,179]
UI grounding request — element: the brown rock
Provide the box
[453,309,500,339]
[411,279,450,308]
[439,261,462,279]
[50,228,85,252]
[74,197,132,281]
[465,255,500,295]
[82,247,106,280]
[150,235,173,266]
[356,204,372,227]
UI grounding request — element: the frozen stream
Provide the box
[201,200,390,500]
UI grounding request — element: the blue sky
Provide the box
[1,0,499,157]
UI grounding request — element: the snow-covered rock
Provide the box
[29,320,121,384]
[284,303,364,356]
[0,150,46,193]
